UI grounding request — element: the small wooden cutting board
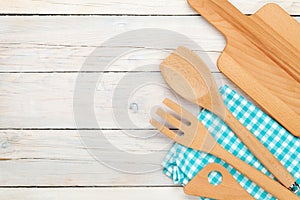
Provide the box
[188,0,300,137]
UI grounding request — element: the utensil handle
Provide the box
[211,144,299,200]
[224,108,296,188]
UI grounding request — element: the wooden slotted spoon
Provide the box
[150,98,299,200]
[160,46,297,190]
[184,163,254,199]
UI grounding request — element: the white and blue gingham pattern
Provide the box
[162,85,300,200]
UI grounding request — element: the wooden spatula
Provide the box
[160,46,297,190]
[150,98,299,200]
[187,0,300,137]
[184,163,254,200]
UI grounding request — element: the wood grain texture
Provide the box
[0,130,173,186]
[0,44,221,72]
[0,72,234,129]
[188,0,300,137]
[0,16,224,50]
[0,188,198,200]
[0,16,299,72]
[211,1,300,83]
[0,0,299,15]
[0,13,239,190]
[184,163,254,199]
[0,16,224,72]
[0,2,299,197]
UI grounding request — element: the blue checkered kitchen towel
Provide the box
[162,85,300,200]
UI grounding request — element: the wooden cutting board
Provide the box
[188,0,300,137]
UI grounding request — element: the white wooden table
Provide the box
[0,1,299,199]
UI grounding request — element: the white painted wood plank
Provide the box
[0,16,299,72]
[0,130,176,186]
[0,16,225,73]
[0,44,221,72]
[0,159,171,186]
[0,188,198,200]
[0,0,299,15]
[0,130,171,160]
[0,16,225,49]
[0,72,236,129]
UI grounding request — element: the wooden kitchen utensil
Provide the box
[184,163,254,200]
[188,0,300,137]
[160,46,297,190]
[150,98,299,200]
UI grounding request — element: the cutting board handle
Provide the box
[188,0,300,83]
[187,0,246,38]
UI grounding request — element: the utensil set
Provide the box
[160,46,297,189]
[151,46,299,199]
[148,0,300,199]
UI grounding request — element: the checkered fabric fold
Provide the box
[162,85,300,200]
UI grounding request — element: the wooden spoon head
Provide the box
[160,52,210,106]
[160,46,226,118]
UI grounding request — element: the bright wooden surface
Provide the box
[188,0,300,137]
[190,1,300,82]
[0,1,299,199]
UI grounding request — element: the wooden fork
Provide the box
[150,98,299,200]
